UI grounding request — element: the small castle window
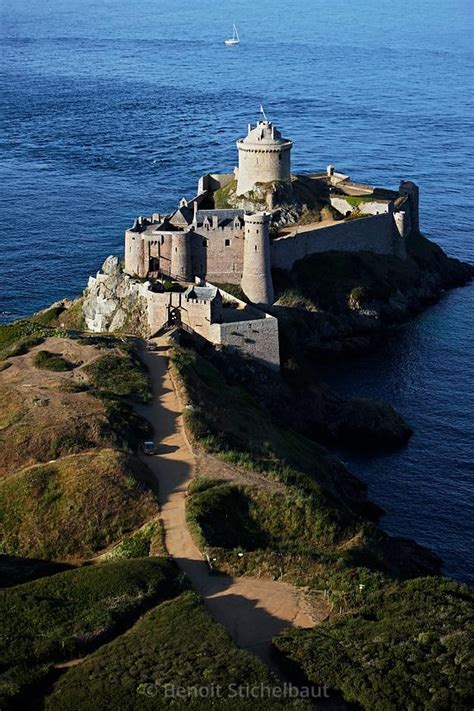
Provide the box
[255,245,258,251]
[225,239,230,247]
[175,247,178,253]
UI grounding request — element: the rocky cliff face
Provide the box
[82,256,148,334]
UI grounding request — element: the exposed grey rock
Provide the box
[101,255,121,277]
[82,256,147,334]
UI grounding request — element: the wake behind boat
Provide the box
[224,24,240,45]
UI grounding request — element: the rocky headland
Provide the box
[1,231,472,708]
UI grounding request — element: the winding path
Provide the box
[139,339,321,670]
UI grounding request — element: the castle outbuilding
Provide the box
[235,120,293,196]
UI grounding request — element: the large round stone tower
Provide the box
[241,212,274,305]
[236,120,292,196]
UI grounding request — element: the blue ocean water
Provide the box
[1,0,473,583]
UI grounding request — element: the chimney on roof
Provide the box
[212,214,219,229]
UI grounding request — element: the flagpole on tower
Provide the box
[259,104,268,121]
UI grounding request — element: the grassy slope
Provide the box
[0,449,158,560]
[0,322,156,561]
[275,577,473,711]
[172,344,473,709]
[0,555,73,588]
[0,558,181,708]
[0,336,151,477]
[172,346,415,594]
[45,591,300,711]
[172,346,363,510]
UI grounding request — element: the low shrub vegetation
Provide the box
[273,250,420,315]
[188,480,350,554]
[45,591,299,710]
[0,558,181,707]
[84,352,151,402]
[0,554,73,588]
[33,349,75,371]
[274,577,474,710]
[172,347,417,592]
[213,179,237,209]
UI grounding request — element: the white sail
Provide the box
[224,23,240,45]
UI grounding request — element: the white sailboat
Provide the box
[224,24,240,45]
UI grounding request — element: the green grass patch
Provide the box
[275,576,474,710]
[213,179,237,209]
[100,519,165,560]
[187,481,348,554]
[0,558,181,707]
[84,352,151,402]
[33,349,75,371]
[340,194,376,207]
[169,347,400,586]
[214,282,248,301]
[55,299,86,330]
[185,479,390,588]
[45,591,299,710]
[0,450,158,560]
[0,307,75,359]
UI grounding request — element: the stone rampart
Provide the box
[271,213,404,269]
[204,285,280,369]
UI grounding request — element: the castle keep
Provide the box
[86,116,420,368]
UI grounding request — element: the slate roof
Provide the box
[169,206,193,226]
[196,209,244,229]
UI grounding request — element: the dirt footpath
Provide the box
[138,339,325,670]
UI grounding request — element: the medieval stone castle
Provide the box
[85,116,420,369]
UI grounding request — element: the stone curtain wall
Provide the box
[271,213,403,270]
[205,284,280,369]
[215,316,280,369]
